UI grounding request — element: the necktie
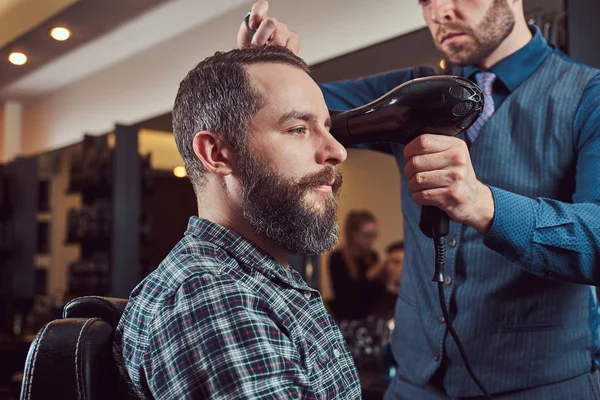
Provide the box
[465,72,496,144]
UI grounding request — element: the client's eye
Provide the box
[289,127,308,136]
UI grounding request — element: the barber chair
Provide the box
[20,296,131,400]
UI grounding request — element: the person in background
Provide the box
[238,0,600,398]
[377,242,406,380]
[327,210,388,321]
[369,241,406,322]
[383,241,405,295]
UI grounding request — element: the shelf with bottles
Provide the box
[66,136,113,198]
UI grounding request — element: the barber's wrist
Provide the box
[471,183,495,234]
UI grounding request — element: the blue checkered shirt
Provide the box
[113,217,361,399]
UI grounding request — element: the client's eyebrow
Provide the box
[277,110,331,129]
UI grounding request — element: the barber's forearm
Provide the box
[483,186,600,285]
[319,68,426,111]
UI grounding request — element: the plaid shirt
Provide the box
[113,217,361,399]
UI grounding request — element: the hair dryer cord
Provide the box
[434,238,493,399]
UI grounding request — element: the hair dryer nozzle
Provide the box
[330,75,484,147]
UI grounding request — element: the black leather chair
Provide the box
[20,296,130,400]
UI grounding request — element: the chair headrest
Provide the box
[63,296,128,328]
[21,318,119,400]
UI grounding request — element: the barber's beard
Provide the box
[437,0,515,66]
[238,153,343,256]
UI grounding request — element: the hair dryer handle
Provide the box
[419,205,449,239]
[419,206,449,283]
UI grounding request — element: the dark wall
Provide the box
[566,0,600,68]
[141,171,197,275]
[524,0,564,13]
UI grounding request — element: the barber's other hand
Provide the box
[237,0,301,55]
[403,135,495,234]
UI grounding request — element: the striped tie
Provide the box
[465,72,496,144]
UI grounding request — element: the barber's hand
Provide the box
[237,0,300,55]
[403,135,495,234]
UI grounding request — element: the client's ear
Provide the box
[192,131,235,176]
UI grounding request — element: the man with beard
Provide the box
[237,0,600,399]
[112,45,361,399]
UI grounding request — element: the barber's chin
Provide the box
[446,45,477,65]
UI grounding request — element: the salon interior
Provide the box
[0,0,597,399]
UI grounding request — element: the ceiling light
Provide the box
[173,166,187,178]
[8,52,27,66]
[50,27,71,41]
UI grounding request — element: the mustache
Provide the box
[298,166,343,194]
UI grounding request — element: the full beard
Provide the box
[437,0,516,66]
[238,152,343,256]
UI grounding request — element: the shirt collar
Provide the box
[462,25,552,92]
[184,216,311,290]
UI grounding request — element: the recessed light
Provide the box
[8,52,27,66]
[50,27,71,41]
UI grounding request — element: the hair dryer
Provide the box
[329,75,484,146]
[329,75,484,281]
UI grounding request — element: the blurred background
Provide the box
[0,0,596,398]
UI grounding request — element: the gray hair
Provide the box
[172,46,310,194]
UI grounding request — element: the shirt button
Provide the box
[434,352,441,362]
[444,276,453,285]
[448,238,457,247]
[304,291,311,299]
[439,316,445,324]
[333,349,341,358]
